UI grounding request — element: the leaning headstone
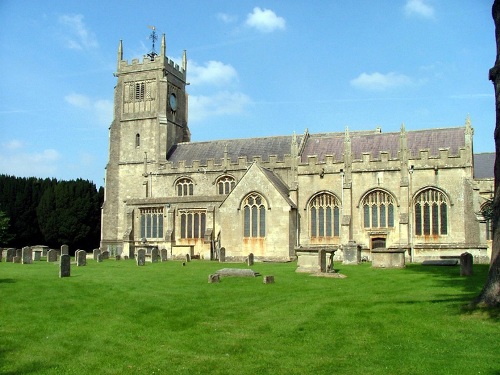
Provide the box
[76,250,86,266]
[219,247,226,263]
[93,249,101,261]
[13,256,21,263]
[185,253,191,262]
[6,248,15,262]
[61,244,69,256]
[22,247,33,264]
[160,248,168,262]
[136,249,146,266]
[460,252,473,276]
[59,254,70,278]
[208,274,220,283]
[47,249,57,262]
[151,247,159,263]
[263,276,275,284]
[247,253,254,266]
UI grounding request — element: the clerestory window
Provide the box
[217,176,236,195]
[176,178,194,197]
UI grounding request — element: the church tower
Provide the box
[101,31,189,250]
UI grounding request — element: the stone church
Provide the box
[101,35,495,264]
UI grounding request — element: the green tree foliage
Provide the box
[0,175,102,250]
[0,210,13,245]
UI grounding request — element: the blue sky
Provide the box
[0,1,495,187]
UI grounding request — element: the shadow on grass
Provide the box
[0,278,16,284]
[403,263,499,320]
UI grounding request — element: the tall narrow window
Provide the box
[362,190,395,229]
[243,193,266,238]
[139,207,164,239]
[135,134,140,147]
[179,210,206,239]
[309,192,340,238]
[135,82,145,100]
[217,176,236,195]
[176,178,194,197]
[414,189,448,236]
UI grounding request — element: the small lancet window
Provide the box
[135,134,140,148]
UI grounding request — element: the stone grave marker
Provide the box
[115,255,121,260]
[160,248,168,262]
[136,249,146,266]
[101,250,110,260]
[76,250,86,266]
[93,249,101,261]
[318,249,327,273]
[6,248,15,262]
[460,252,473,276]
[61,244,69,256]
[47,249,57,262]
[13,255,21,263]
[60,254,70,278]
[33,250,42,261]
[185,253,191,262]
[151,247,159,263]
[22,247,33,264]
[208,274,220,283]
[263,276,275,284]
[219,247,226,263]
[97,253,103,262]
[16,249,22,258]
[247,253,254,266]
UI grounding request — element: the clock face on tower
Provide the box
[169,93,177,111]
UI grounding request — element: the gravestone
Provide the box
[460,252,473,276]
[97,254,103,262]
[151,247,159,263]
[61,244,69,256]
[263,276,275,284]
[343,241,361,265]
[59,254,71,278]
[208,274,220,283]
[185,253,191,262]
[219,247,226,263]
[247,253,254,266]
[16,249,22,258]
[136,249,146,266]
[6,248,15,262]
[93,249,101,261]
[101,251,110,260]
[47,249,57,262]
[33,250,42,261]
[76,250,86,266]
[13,256,21,263]
[160,248,168,262]
[22,247,33,264]
[115,255,121,260]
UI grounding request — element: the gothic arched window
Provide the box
[414,188,448,236]
[362,190,395,229]
[309,192,340,238]
[217,175,236,195]
[176,178,194,197]
[243,193,266,238]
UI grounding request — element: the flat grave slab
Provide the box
[421,259,458,266]
[215,268,261,277]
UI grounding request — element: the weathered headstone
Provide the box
[6,248,15,262]
[343,241,361,265]
[219,247,226,263]
[97,254,103,262]
[59,254,71,278]
[47,249,57,262]
[13,256,21,263]
[93,249,101,261]
[22,247,33,264]
[136,249,146,266]
[160,248,168,262]
[101,250,110,260]
[151,247,159,263]
[76,250,86,266]
[185,253,191,262]
[16,248,22,258]
[247,253,254,266]
[115,255,121,261]
[208,274,220,283]
[33,250,42,261]
[460,252,473,276]
[61,244,69,256]
[263,275,275,284]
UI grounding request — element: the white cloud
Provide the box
[245,7,286,33]
[65,93,113,126]
[58,14,98,50]
[404,0,435,19]
[189,91,251,122]
[0,143,60,179]
[350,72,413,91]
[188,61,238,86]
[217,13,238,24]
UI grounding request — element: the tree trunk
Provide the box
[474,0,500,307]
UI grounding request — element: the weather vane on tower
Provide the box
[147,25,158,61]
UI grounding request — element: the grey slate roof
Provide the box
[474,153,495,179]
[167,135,301,165]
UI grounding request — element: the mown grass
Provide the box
[0,259,498,375]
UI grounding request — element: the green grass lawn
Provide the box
[0,258,498,375]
